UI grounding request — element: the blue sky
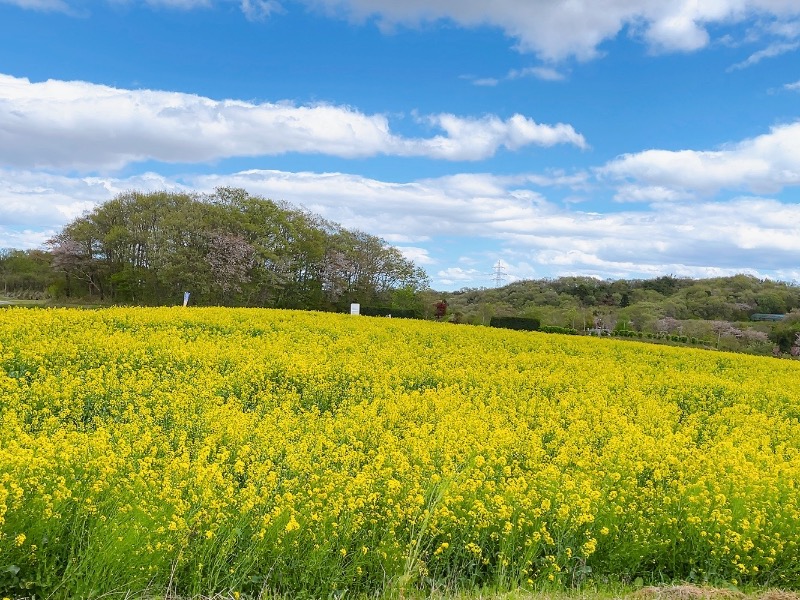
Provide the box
[1,0,799,290]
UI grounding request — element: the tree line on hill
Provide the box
[443,275,800,355]
[0,188,429,312]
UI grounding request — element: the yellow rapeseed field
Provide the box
[1,307,799,599]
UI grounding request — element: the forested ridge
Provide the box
[444,274,800,354]
[447,274,800,323]
[0,188,429,312]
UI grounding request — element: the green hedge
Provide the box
[612,330,638,338]
[489,316,541,331]
[539,325,578,335]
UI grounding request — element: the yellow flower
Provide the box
[285,516,300,533]
[2,306,800,595]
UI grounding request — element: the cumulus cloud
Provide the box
[0,74,585,171]
[0,169,181,234]
[406,113,587,160]
[304,0,800,61]
[8,1,800,61]
[785,80,800,90]
[490,197,800,285]
[396,246,434,265]
[600,121,800,195]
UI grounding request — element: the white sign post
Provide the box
[350,303,360,315]
[183,291,190,307]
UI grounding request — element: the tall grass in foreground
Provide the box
[1,307,800,598]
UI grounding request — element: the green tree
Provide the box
[0,249,55,297]
[770,313,800,353]
[44,188,430,310]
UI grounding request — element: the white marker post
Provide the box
[183,291,190,307]
[350,303,360,315]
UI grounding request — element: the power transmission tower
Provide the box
[492,261,507,288]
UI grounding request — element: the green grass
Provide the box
[62,584,797,600]
[0,296,46,307]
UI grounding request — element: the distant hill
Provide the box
[439,274,800,355]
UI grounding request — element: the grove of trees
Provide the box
[2,188,430,312]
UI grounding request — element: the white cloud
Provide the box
[0,74,585,171]
[728,40,800,70]
[0,169,182,242]
[192,169,516,233]
[408,113,587,160]
[765,17,800,39]
[437,267,482,286]
[304,0,800,61]
[240,0,282,20]
[0,228,55,250]
[467,66,567,87]
[471,77,499,87]
[613,185,694,203]
[785,80,800,90]
[492,196,800,283]
[381,233,430,243]
[8,1,800,61]
[600,121,800,195]
[508,66,566,82]
[396,246,434,265]
[472,195,800,284]
[518,171,590,189]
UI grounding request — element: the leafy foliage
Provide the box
[37,188,429,309]
[770,313,800,353]
[0,249,57,299]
